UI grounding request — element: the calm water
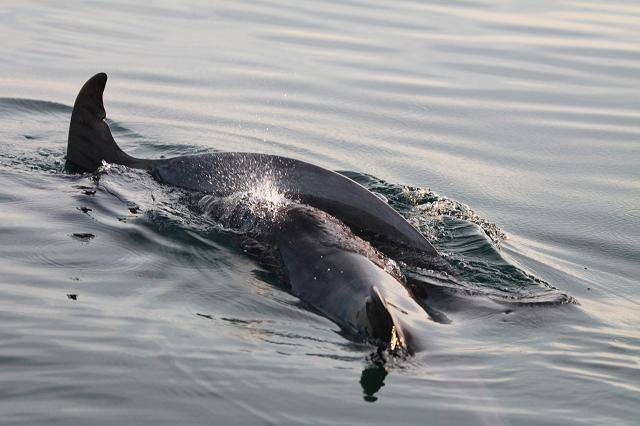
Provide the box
[1,0,639,424]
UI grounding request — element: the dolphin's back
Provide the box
[150,152,438,255]
[66,73,438,256]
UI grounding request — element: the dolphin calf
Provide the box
[199,194,433,352]
[66,73,439,260]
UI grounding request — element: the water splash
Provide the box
[198,177,290,233]
[413,197,508,246]
[339,171,573,305]
[340,171,507,244]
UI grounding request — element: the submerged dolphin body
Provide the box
[200,196,434,352]
[66,73,439,259]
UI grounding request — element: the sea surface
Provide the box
[1,0,639,424]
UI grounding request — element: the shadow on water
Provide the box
[360,361,388,403]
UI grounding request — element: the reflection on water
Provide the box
[360,361,388,403]
[0,0,639,424]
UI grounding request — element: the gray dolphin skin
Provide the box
[67,73,438,257]
[66,73,441,352]
[199,196,432,352]
[274,207,431,353]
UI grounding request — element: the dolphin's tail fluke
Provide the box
[66,73,146,173]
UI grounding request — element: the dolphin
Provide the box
[66,73,439,261]
[199,194,434,352]
[65,73,446,352]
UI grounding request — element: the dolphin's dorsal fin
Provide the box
[75,72,108,119]
[66,73,146,172]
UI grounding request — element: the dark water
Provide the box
[1,0,639,424]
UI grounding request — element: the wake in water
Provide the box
[0,96,580,409]
[342,171,575,306]
[0,96,574,322]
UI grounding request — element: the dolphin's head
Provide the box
[275,205,427,354]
